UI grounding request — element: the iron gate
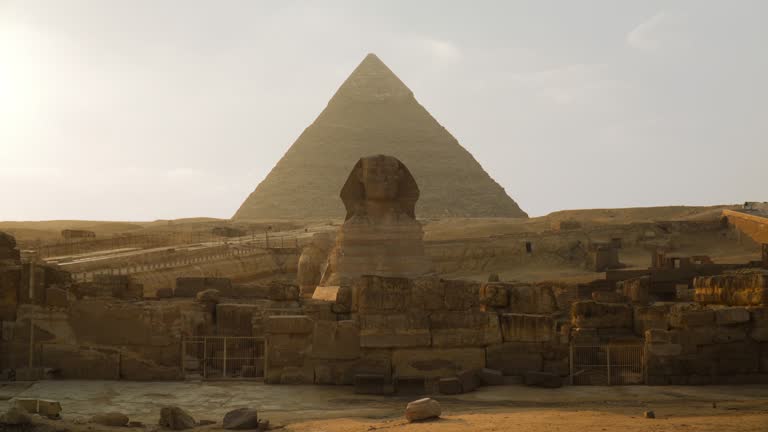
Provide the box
[570,344,644,385]
[182,336,265,380]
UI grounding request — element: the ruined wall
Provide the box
[264,276,572,387]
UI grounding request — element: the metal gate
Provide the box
[570,344,644,385]
[182,336,265,380]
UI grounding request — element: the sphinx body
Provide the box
[319,155,432,287]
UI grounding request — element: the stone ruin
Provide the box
[0,158,767,390]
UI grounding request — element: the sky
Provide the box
[0,0,766,221]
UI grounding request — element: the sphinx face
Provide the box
[360,156,400,201]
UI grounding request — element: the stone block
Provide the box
[156,288,173,298]
[622,277,649,304]
[647,343,682,357]
[591,291,626,303]
[524,371,562,388]
[570,327,599,344]
[359,313,431,348]
[217,304,263,337]
[411,278,446,311]
[12,399,38,413]
[311,320,360,360]
[500,313,555,343]
[438,377,462,394]
[356,276,412,312]
[715,307,750,325]
[694,270,768,306]
[633,304,671,334]
[507,284,558,314]
[479,282,509,307]
[458,369,479,392]
[486,343,543,375]
[442,279,480,311]
[265,315,313,334]
[37,400,61,417]
[644,329,674,344]
[476,368,504,385]
[669,304,715,328]
[353,374,393,395]
[751,327,768,342]
[430,311,501,347]
[712,326,747,343]
[571,301,632,329]
[392,347,485,378]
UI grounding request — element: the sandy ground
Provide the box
[1,381,767,431]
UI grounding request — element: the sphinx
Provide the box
[318,155,432,287]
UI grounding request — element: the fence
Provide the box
[570,344,644,385]
[181,336,265,380]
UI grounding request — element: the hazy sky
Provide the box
[1,1,766,221]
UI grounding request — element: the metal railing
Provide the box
[570,344,644,385]
[181,336,265,380]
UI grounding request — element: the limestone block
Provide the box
[265,315,313,334]
[694,270,768,306]
[37,400,61,417]
[356,276,412,312]
[311,320,360,360]
[570,328,599,344]
[712,326,747,343]
[645,329,673,344]
[647,343,682,356]
[479,282,509,308]
[486,343,543,375]
[266,334,311,367]
[669,304,715,328]
[699,342,761,374]
[715,307,750,325]
[359,313,430,348]
[278,365,314,384]
[405,398,441,422]
[633,304,671,334]
[507,284,558,314]
[571,301,632,329]
[675,328,714,346]
[500,313,555,343]
[751,327,768,341]
[12,399,38,413]
[438,377,462,394]
[591,291,626,303]
[477,368,504,385]
[430,311,501,347]
[195,289,220,303]
[392,347,485,378]
[411,278,446,311]
[442,279,480,311]
[458,369,479,392]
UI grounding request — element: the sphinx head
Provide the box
[340,155,419,220]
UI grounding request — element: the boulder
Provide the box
[159,406,196,430]
[196,289,220,303]
[92,412,130,427]
[0,406,32,425]
[404,398,441,422]
[222,408,259,430]
[524,371,562,388]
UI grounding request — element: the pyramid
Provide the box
[234,54,528,220]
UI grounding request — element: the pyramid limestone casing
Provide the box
[234,53,527,220]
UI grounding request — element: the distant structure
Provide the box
[234,53,527,220]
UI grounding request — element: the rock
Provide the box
[438,377,462,395]
[458,369,479,393]
[1,406,32,425]
[404,398,441,422]
[524,371,562,388]
[477,368,504,386]
[644,410,655,419]
[159,406,196,430]
[222,408,259,430]
[37,400,62,417]
[12,398,38,413]
[196,289,220,303]
[92,412,130,427]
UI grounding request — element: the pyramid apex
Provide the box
[331,53,412,103]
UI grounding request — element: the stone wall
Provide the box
[264,276,571,386]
